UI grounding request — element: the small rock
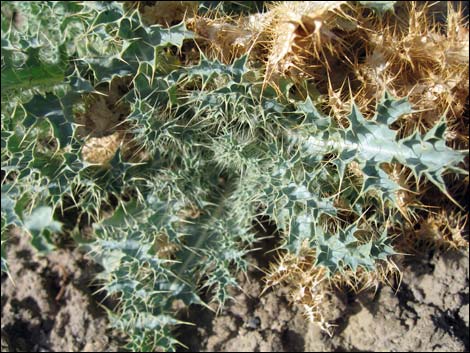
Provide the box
[459,304,469,326]
[244,316,261,330]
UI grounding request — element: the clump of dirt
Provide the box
[336,248,469,352]
[1,229,123,352]
[177,246,469,352]
[2,229,468,352]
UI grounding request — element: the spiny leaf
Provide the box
[23,206,62,253]
[315,224,395,274]
[292,93,467,208]
[23,91,79,148]
[359,1,397,14]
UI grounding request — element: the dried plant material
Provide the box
[138,1,198,27]
[264,1,349,80]
[75,77,131,138]
[76,77,150,165]
[178,205,201,219]
[187,13,267,63]
[4,2,467,350]
[76,95,121,136]
[81,130,150,165]
[382,163,420,222]
[264,247,400,335]
[355,2,469,138]
[413,210,469,250]
[81,131,123,165]
[187,1,357,76]
[187,1,370,117]
[445,4,470,66]
[188,1,468,144]
[264,251,334,335]
[154,233,181,259]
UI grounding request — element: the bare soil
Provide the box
[177,245,469,352]
[1,229,469,352]
[1,230,122,352]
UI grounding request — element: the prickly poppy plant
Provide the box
[1,1,468,351]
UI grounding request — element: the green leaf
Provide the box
[149,22,194,48]
[184,55,248,84]
[1,186,22,226]
[133,312,187,331]
[1,62,65,93]
[23,206,61,232]
[292,93,467,208]
[23,92,80,148]
[287,213,315,255]
[359,1,396,14]
[101,199,142,228]
[23,206,61,253]
[315,224,392,274]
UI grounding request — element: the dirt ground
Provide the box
[1,229,469,352]
[177,244,469,352]
[1,230,122,352]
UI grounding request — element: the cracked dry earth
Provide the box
[1,230,122,352]
[1,229,469,352]
[177,246,469,352]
